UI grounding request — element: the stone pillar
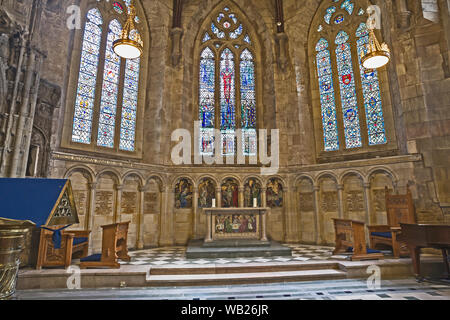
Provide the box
[262,187,267,207]
[238,186,244,208]
[193,186,199,239]
[363,182,372,242]
[137,185,148,249]
[337,184,344,219]
[282,187,289,242]
[87,182,97,255]
[114,184,123,224]
[285,186,299,243]
[159,186,174,246]
[275,32,289,71]
[261,209,268,241]
[215,187,221,208]
[313,185,321,245]
[205,210,212,243]
[170,28,183,66]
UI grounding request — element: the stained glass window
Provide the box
[240,49,257,155]
[119,57,140,151]
[199,8,256,156]
[72,8,103,144]
[220,48,236,156]
[316,38,339,151]
[72,5,141,152]
[199,47,216,155]
[341,0,354,15]
[324,7,336,24]
[97,20,122,148]
[335,30,362,149]
[356,23,387,145]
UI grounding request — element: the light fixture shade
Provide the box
[361,28,390,69]
[113,3,143,59]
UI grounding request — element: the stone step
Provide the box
[149,261,340,275]
[146,269,347,286]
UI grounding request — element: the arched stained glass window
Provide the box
[199,47,216,155]
[199,6,257,157]
[356,23,387,146]
[97,19,122,148]
[240,49,257,156]
[335,30,362,149]
[316,38,339,151]
[312,0,390,155]
[72,8,103,144]
[70,3,143,153]
[220,48,236,156]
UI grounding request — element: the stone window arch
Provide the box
[309,0,397,161]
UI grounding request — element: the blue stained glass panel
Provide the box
[324,6,336,24]
[97,20,122,148]
[240,49,256,130]
[316,38,339,151]
[72,8,102,144]
[335,31,362,149]
[119,57,140,151]
[341,0,354,15]
[199,47,216,155]
[356,23,387,145]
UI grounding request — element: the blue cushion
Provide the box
[347,247,382,254]
[371,232,392,239]
[73,237,88,246]
[80,254,102,262]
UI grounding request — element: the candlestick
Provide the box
[212,198,216,208]
[253,198,257,208]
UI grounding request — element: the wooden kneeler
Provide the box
[80,222,131,269]
[333,219,384,261]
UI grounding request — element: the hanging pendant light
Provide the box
[361,24,391,69]
[113,1,143,59]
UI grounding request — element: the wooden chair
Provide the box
[80,222,131,269]
[36,227,90,270]
[368,187,416,258]
[333,218,384,261]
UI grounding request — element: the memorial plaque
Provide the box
[299,192,314,212]
[122,191,137,215]
[95,191,113,216]
[144,192,159,214]
[73,190,87,216]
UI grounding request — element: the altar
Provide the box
[203,208,268,243]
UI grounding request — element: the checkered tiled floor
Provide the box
[120,244,356,266]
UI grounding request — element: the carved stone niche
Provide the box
[26,127,48,177]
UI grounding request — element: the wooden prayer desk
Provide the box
[333,218,384,261]
[80,222,131,269]
[399,223,450,280]
[203,208,268,243]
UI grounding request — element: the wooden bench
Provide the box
[80,222,131,269]
[36,227,90,270]
[333,218,383,261]
[368,187,416,258]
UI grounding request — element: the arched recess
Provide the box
[143,175,164,247]
[342,172,366,222]
[193,1,266,160]
[317,173,339,245]
[243,177,262,208]
[221,177,239,208]
[61,0,149,159]
[196,177,217,238]
[308,0,397,162]
[296,176,316,244]
[173,177,194,245]
[266,177,285,242]
[368,169,395,225]
[26,126,49,178]
[121,172,144,249]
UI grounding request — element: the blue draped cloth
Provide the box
[40,225,72,249]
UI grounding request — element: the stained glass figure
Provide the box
[72,8,103,144]
[316,38,339,151]
[240,49,256,155]
[97,20,122,148]
[119,57,140,151]
[335,30,362,149]
[199,47,216,155]
[356,23,387,145]
[220,48,236,155]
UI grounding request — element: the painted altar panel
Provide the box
[266,178,283,208]
[221,178,239,208]
[198,178,216,208]
[175,178,193,209]
[244,178,261,207]
[213,214,259,239]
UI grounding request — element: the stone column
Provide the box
[282,187,289,242]
[114,184,123,224]
[159,186,174,246]
[137,185,148,249]
[337,184,344,219]
[238,186,244,208]
[286,186,299,243]
[205,210,212,243]
[261,209,268,241]
[313,185,321,245]
[261,187,268,239]
[193,186,199,239]
[215,187,221,208]
[86,182,97,255]
[170,27,183,66]
[363,182,372,242]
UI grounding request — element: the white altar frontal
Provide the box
[203,208,268,243]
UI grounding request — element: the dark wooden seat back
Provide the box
[385,186,416,227]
